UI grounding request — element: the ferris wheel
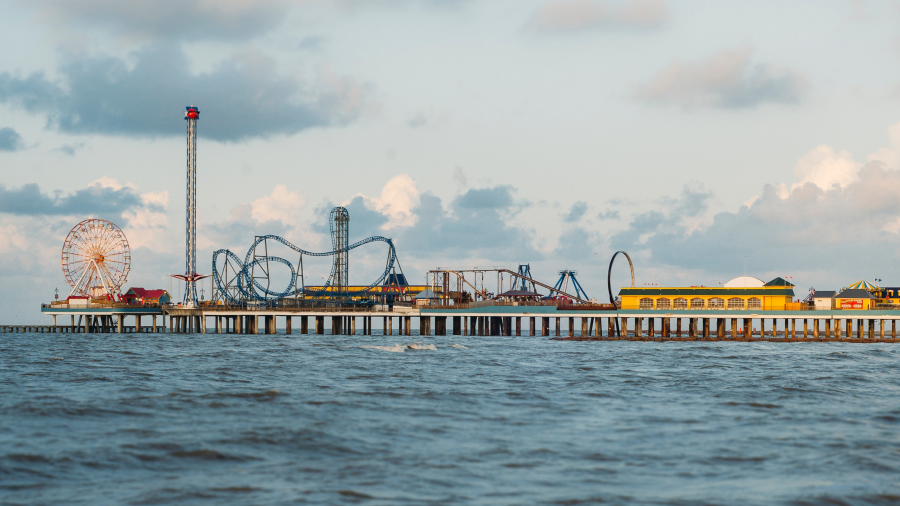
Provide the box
[61,219,131,298]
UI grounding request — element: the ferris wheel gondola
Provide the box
[61,219,131,298]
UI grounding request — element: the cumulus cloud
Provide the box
[0,174,179,321]
[553,226,602,262]
[609,125,900,287]
[773,124,900,198]
[0,44,370,142]
[867,121,900,170]
[0,180,147,216]
[250,185,306,226]
[30,0,290,42]
[357,174,421,229]
[613,163,900,282]
[564,201,588,222]
[0,127,24,152]
[529,0,667,31]
[634,48,809,109]
[597,209,620,220]
[792,145,862,191]
[393,186,539,260]
[311,196,389,238]
[318,179,539,262]
[611,184,711,250]
[200,185,320,257]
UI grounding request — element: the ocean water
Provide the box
[1,331,899,505]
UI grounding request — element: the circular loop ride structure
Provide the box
[61,219,131,298]
[607,250,634,336]
[212,234,399,306]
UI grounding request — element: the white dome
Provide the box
[724,276,764,288]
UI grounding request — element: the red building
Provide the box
[122,288,172,306]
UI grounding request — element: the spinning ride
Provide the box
[61,219,131,297]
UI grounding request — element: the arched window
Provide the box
[727,297,745,309]
[708,297,725,309]
[639,298,654,309]
[690,298,705,309]
[656,298,671,310]
[673,298,688,309]
[747,297,762,309]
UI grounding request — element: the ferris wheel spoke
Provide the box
[62,219,130,297]
[101,234,125,258]
[95,233,117,253]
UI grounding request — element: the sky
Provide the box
[2,0,900,321]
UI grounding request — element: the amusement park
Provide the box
[15,105,900,342]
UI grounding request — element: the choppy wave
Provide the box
[2,331,898,505]
[361,343,437,352]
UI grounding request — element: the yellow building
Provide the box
[619,277,795,310]
[834,289,876,310]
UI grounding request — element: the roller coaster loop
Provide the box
[212,234,397,305]
[607,251,634,337]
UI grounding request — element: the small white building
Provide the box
[812,290,836,310]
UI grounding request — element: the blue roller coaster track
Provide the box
[212,234,398,305]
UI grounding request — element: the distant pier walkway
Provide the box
[2,303,899,342]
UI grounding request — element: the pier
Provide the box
[5,303,898,342]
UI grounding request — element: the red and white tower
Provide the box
[172,106,207,307]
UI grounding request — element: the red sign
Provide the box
[840,299,863,309]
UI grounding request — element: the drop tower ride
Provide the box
[172,106,208,307]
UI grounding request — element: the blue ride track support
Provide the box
[212,234,398,306]
[552,270,589,301]
[516,264,537,293]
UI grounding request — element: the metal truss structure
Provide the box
[426,267,590,304]
[172,105,208,307]
[212,235,399,306]
[329,207,350,298]
[516,264,537,293]
[552,270,589,301]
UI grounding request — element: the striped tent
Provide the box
[848,279,880,291]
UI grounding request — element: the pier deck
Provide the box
[4,305,899,341]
